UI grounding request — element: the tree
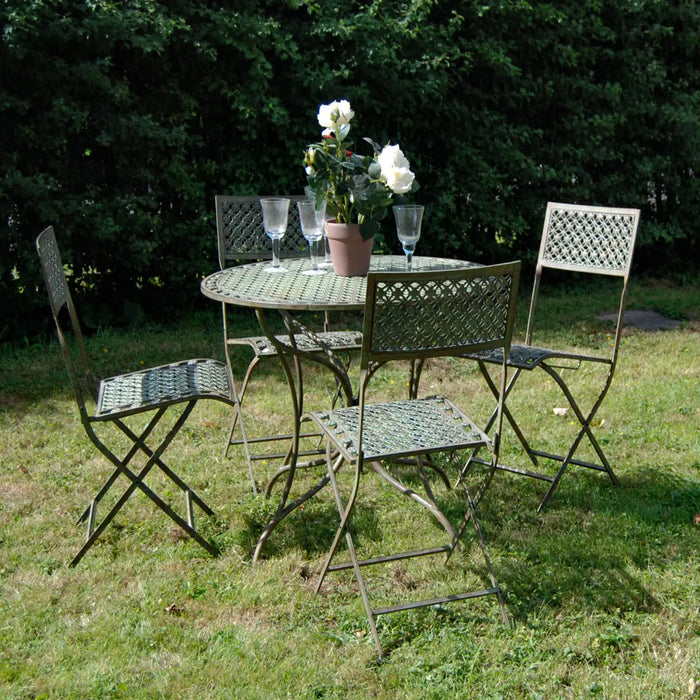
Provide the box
[2,0,698,343]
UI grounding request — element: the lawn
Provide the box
[1,275,698,699]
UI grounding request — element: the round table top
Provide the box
[200,255,476,311]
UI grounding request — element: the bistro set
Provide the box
[36,198,640,657]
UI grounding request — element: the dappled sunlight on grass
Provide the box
[0,282,698,698]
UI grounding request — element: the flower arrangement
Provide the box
[303,99,418,241]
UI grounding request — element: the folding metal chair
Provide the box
[464,202,640,511]
[304,262,521,657]
[36,226,237,566]
[215,195,362,494]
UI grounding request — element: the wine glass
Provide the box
[297,200,327,276]
[319,215,334,269]
[260,197,290,273]
[393,204,424,271]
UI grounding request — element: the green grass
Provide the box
[1,276,698,699]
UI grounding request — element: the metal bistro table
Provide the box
[201,255,475,560]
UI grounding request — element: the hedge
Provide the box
[1,0,698,342]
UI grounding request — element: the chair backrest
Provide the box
[537,202,639,278]
[215,195,309,268]
[362,262,521,370]
[36,226,95,418]
[528,202,641,351]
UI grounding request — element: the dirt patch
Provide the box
[598,309,681,330]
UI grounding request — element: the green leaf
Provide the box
[360,218,379,240]
[336,123,351,140]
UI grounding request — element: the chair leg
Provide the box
[317,453,508,658]
[224,359,260,494]
[252,451,345,563]
[470,359,619,509]
[262,452,332,497]
[536,364,618,511]
[73,402,218,566]
[225,347,330,496]
[314,453,359,593]
[457,364,541,505]
[317,454,384,656]
[113,416,215,517]
[476,362,540,469]
[463,487,509,625]
[344,519,384,657]
[369,460,456,541]
[76,407,167,524]
[452,451,498,557]
[408,358,425,399]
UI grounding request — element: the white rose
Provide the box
[378,144,411,173]
[317,100,354,129]
[378,144,415,194]
[386,167,415,194]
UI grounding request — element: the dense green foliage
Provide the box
[2,0,698,341]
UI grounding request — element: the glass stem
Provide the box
[310,240,319,270]
[406,251,413,271]
[272,238,281,268]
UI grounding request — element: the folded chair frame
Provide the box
[37,226,236,566]
[464,202,640,511]
[73,400,218,567]
[215,195,362,495]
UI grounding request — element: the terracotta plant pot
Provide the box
[324,220,375,277]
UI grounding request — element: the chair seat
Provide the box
[229,329,363,357]
[465,343,610,370]
[308,395,489,462]
[96,359,233,418]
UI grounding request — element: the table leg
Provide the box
[251,308,357,562]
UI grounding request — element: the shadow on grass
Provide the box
[235,489,383,563]
[243,459,695,621]
[477,464,699,620]
[218,457,700,657]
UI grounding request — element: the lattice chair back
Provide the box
[528,202,640,355]
[36,226,95,421]
[362,263,521,370]
[215,195,308,267]
[538,202,639,277]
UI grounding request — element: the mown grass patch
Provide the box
[1,277,698,698]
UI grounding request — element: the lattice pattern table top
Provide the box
[201,256,477,311]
